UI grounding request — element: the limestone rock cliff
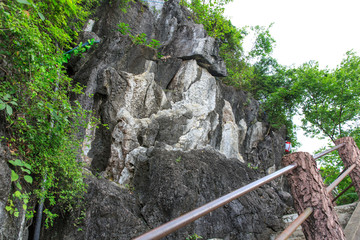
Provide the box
[0,0,292,239]
[49,0,290,239]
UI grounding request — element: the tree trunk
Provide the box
[335,137,360,197]
[282,152,345,240]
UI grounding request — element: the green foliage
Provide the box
[287,51,360,205]
[148,39,161,49]
[0,0,99,225]
[0,94,17,116]
[62,39,97,63]
[43,208,59,228]
[180,0,234,40]
[116,22,162,52]
[186,233,203,240]
[9,159,33,184]
[6,159,32,217]
[117,22,131,35]
[318,149,358,205]
[117,0,134,13]
[131,33,148,45]
[292,51,360,142]
[247,163,258,170]
[124,183,135,192]
[248,24,276,58]
[16,0,45,21]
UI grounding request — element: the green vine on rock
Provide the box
[0,0,99,226]
[6,159,33,218]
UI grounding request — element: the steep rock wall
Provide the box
[0,0,292,239]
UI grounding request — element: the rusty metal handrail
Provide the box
[327,164,356,193]
[332,182,355,203]
[276,207,313,240]
[313,143,345,159]
[134,164,297,240]
[276,144,349,240]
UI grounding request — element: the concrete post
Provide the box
[282,152,345,239]
[335,137,360,197]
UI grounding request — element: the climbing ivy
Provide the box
[0,0,99,225]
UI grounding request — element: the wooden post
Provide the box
[282,152,345,239]
[335,137,360,197]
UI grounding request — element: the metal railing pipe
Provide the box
[134,164,298,240]
[276,207,313,240]
[313,143,345,160]
[326,164,356,193]
[332,182,355,202]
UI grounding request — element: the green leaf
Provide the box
[37,11,45,21]
[6,105,13,115]
[5,206,12,212]
[0,103,5,110]
[17,0,31,5]
[11,170,19,182]
[23,204,27,211]
[21,167,31,174]
[14,191,21,198]
[16,181,22,190]
[24,175,33,184]
[14,211,19,217]
[3,94,10,100]
[23,162,32,170]
[9,159,23,167]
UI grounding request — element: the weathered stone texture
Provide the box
[133,148,288,240]
[41,175,149,240]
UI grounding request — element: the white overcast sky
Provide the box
[225,0,360,153]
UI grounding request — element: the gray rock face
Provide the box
[38,0,290,239]
[0,143,11,240]
[41,175,149,240]
[134,148,287,240]
[42,149,288,240]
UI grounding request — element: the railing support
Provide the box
[335,137,360,198]
[282,152,345,239]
